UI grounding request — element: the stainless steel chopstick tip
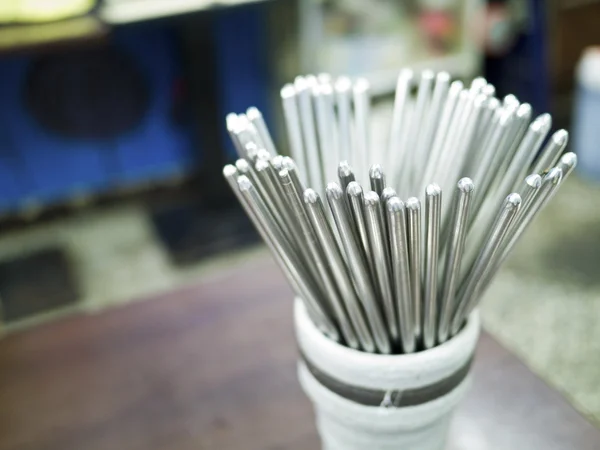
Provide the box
[503,94,519,107]
[254,158,269,172]
[506,192,522,209]
[421,69,435,82]
[280,83,296,99]
[544,167,563,185]
[281,156,296,171]
[557,152,577,174]
[303,188,319,204]
[334,76,352,93]
[437,71,451,84]
[226,113,238,131]
[338,160,353,176]
[532,113,552,132]
[246,106,261,121]
[235,158,251,174]
[481,84,496,97]
[426,183,442,198]
[223,164,237,180]
[245,142,259,162]
[318,73,332,85]
[346,181,363,198]
[237,174,253,192]
[353,77,369,94]
[381,187,397,204]
[553,129,569,147]
[369,164,385,195]
[525,173,543,189]
[369,164,384,180]
[363,190,378,206]
[257,148,271,161]
[406,197,421,212]
[338,161,355,189]
[326,182,344,200]
[457,177,475,193]
[271,155,284,171]
[386,196,403,213]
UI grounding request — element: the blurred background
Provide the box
[0,0,599,429]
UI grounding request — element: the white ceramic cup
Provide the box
[294,298,480,450]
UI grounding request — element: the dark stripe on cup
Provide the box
[300,351,473,407]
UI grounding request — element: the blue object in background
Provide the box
[573,84,600,179]
[485,0,550,115]
[573,49,600,181]
[0,127,29,212]
[111,25,196,186]
[0,24,197,213]
[0,4,274,214]
[0,55,111,208]
[212,3,272,160]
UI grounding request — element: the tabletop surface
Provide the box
[0,255,598,450]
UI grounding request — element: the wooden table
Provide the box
[0,255,598,450]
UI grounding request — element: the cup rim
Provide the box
[294,298,481,391]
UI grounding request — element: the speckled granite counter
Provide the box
[480,174,600,424]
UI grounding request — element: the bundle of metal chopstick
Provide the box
[222,69,577,354]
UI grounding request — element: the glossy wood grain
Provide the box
[0,255,598,450]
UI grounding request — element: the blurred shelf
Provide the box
[100,0,270,24]
[0,0,271,52]
[298,0,483,95]
[0,16,108,54]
